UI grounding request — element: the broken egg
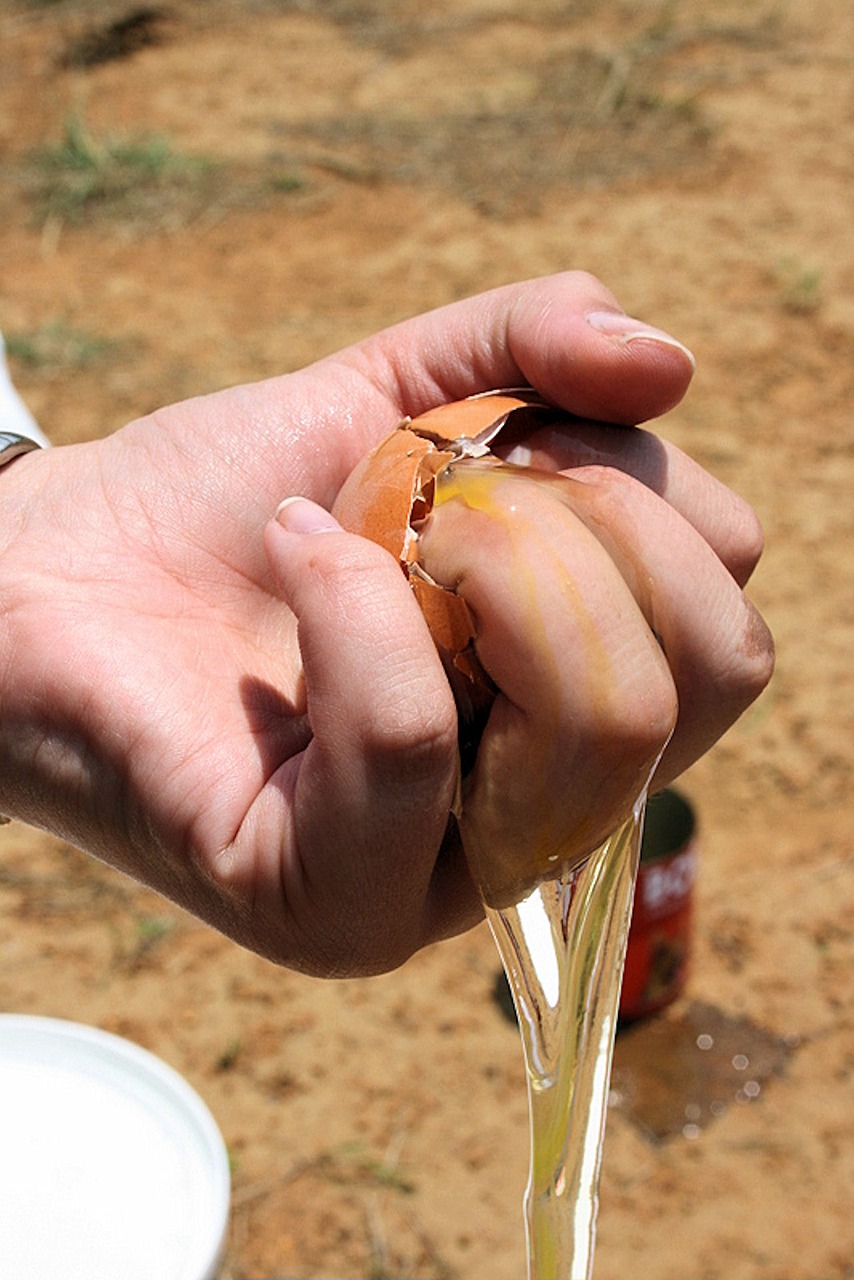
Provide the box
[332,392,559,775]
[332,390,670,907]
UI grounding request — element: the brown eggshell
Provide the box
[412,389,550,446]
[332,428,447,566]
[333,419,479,644]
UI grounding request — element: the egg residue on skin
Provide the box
[332,392,558,780]
[331,391,668,908]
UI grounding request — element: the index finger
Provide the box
[250,499,468,975]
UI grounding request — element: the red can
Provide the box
[619,788,697,1022]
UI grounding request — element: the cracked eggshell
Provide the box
[331,389,556,688]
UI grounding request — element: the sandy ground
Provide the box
[1,1,853,1276]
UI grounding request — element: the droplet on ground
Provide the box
[608,1000,795,1143]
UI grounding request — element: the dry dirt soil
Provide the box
[1,1,853,1277]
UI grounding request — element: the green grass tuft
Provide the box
[775,257,823,315]
[31,117,215,225]
[5,319,113,371]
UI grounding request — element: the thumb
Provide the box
[342,271,696,427]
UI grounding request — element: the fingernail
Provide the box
[586,311,696,369]
[274,496,342,534]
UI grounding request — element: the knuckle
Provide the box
[728,600,775,701]
[573,657,678,774]
[617,677,679,765]
[567,268,610,297]
[360,669,458,788]
[723,499,765,585]
[678,599,774,729]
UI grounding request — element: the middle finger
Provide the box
[493,416,764,588]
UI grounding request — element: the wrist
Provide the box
[0,439,54,827]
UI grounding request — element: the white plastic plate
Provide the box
[0,1015,230,1280]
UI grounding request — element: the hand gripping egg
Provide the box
[332,391,672,909]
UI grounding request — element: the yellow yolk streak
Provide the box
[424,459,635,907]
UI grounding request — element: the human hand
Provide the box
[0,272,772,974]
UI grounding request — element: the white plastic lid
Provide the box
[0,1015,230,1280]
